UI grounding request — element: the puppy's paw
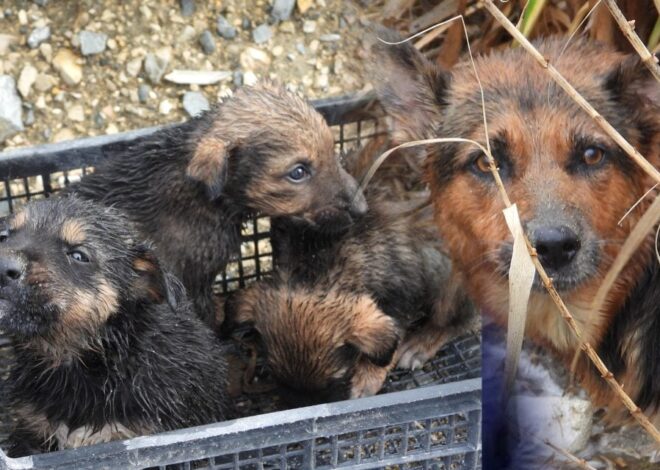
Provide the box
[350,360,389,399]
[395,330,447,370]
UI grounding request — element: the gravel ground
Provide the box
[0,0,372,150]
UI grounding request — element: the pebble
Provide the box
[53,49,82,85]
[143,50,170,84]
[179,25,196,43]
[239,47,271,70]
[182,91,209,117]
[272,0,295,22]
[199,30,216,55]
[53,128,75,143]
[0,75,23,142]
[180,0,195,17]
[34,0,49,6]
[243,71,258,86]
[34,73,54,92]
[233,70,243,87]
[297,0,314,14]
[164,69,231,85]
[216,16,237,39]
[137,83,150,103]
[126,57,143,77]
[27,26,50,49]
[279,21,295,34]
[79,30,108,56]
[272,45,283,57]
[17,64,38,98]
[242,17,252,30]
[302,20,316,34]
[18,10,28,26]
[93,111,105,128]
[159,99,173,115]
[314,72,328,89]
[39,43,52,62]
[252,24,272,44]
[24,107,35,126]
[295,43,305,55]
[0,34,17,55]
[320,33,340,42]
[67,104,85,122]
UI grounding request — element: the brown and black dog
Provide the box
[69,82,367,327]
[370,33,660,424]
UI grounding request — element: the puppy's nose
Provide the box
[533,226,580,270]
[348,190,368,218]
[0,255,24,286]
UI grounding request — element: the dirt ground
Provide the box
[0,0,373,150]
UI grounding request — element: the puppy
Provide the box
[69,82,367,326]
[0,197,231,456]
[227,281,400,406]
[370,33,660,424]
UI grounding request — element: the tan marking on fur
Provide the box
[350,359,390,399]
[187,137,228,186]
[60,219,87,245]
[349,295,399,358]
[54,422,139,449]
[10,210,27,229]
[14,403,54,444]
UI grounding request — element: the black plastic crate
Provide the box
[0,94,481,469]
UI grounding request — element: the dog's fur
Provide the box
[228,282,400,406]
[0,197,231,456]
[69,82,367,326]
[370,33,660,424]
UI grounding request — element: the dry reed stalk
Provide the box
[482,0,660,443]
[544,440,598,470]
[483,0,660,186]
[602,0,660,81]
[655,0,660,15]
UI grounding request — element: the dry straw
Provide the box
[544,440,598,470]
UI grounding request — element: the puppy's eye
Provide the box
[472,153,492,173]
[0,229,8,243]
[68,250,90,263]
[583,146,605,166]
[287,164,310,182]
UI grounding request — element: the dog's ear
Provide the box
[130,244,168,304]
[367,27,450,143]
[186,136,231,200]
[604,54,660,108]
[348,295,400,367]
[221,286,260,336]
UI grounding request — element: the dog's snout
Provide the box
[348,190,368,218]
[0,255,24,286]
[533,226,580,270]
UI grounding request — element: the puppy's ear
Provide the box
[367,27,450,143]
[348,295,400,367]
[221,286,260,336]
[187,137,231,200]
[130,244,168,304]
[604,54,660,108]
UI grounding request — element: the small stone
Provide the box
[143,51,169,84]
[17,64,38,98]
[309,39,319,53]
[126,57,142,77]
[67,104,85,122]
[24,107,35,126]
[279,21,295,34]
[0,75,23,142]
[182,91,209,117]
[216,16,237,39]
[53,49,82,85]
[0,34,17,55]
[39,42,52,62]
[199,30,216,55]
[242,17,252,30]
[296,43,305,55]
[106,123,119,134]
[272,0,295,22]
[180,0,195,17]
[239,47,271,70]
[272,45,283,57]
[302,20,316,34]
[138,84,150,103]
[252,24,272,44]
[34,73,54,92]
[243,71,257,86]
[107,38,117,50]
[53,128,75,143]
[320,33,340,42]
[159,99,173,115]
[18,10,28,26]
[33,0,49,6]
[314,73,328,89]
[233,70,243,87]
[79,30,108,56]
[297,0,314,14]
[164,69,231,85]
[179,25,196,42]
[93,111,105,128]
[27,26,50,49]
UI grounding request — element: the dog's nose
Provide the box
[0,255,24,286]
[533,226,580,270]
[348,190,368,218]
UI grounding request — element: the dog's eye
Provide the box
[68,250,90,263]
[0,229,8,243]
[472,153,492,173]
[583,146,605,166]
[287,164,310,182]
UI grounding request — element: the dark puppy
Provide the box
[270,196,477,370]
[370,34,660,424]
[0,197,231,456]
[70,82,367,326]
[229,282,400,406]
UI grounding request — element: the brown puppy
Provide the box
[228,282,400,406]
[370,33,660,424]
[70,82,367,326]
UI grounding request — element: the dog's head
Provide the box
[228,282,400,406]
[0,197,170,354]
[186,82,367,233]
[370,34,659,323]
